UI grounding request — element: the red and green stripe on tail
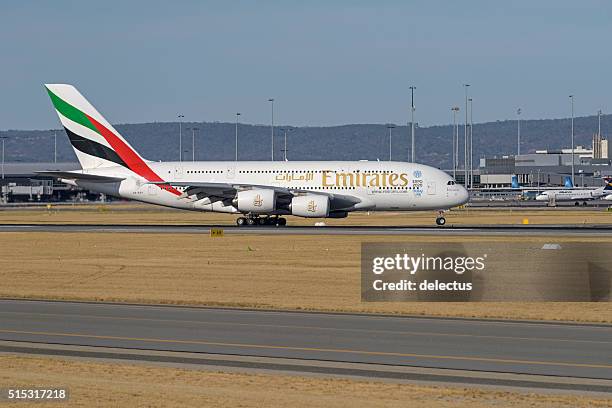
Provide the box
[45,85,181,196]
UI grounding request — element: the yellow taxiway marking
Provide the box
[0,311,610,345]
[0,329,611,370]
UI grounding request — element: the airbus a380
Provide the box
[40,84,468,226]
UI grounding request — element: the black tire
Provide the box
[279,218,287,226]
[583,201,588,206]
[436,217,446,226]
[246,218,256,226]
[574,202,580,206]
[258,217,267,225]
[236,217,246,227]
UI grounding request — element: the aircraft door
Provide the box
[365,162,380,195]
[427,181,436,195]
[226,164,236,179]
[174,166,184,180]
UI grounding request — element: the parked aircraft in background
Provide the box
[535,178,612,205]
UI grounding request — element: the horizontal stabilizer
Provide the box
[35,171,125,183]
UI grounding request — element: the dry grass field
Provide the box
[0,230,610,322]
[1,203,612,226]
[1,355,610,408]
[0,207,610,407]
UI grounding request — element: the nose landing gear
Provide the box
[435,210,446,226]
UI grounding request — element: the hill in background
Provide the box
[1,114,610,169]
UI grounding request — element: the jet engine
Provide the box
[291,194,330,217]
[235,189,276,213]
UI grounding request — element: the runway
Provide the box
[0,300,610,394]
[3,223,612,236]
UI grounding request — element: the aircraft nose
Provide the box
[456,185,469,206]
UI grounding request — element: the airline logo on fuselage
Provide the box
[275,171,414,188]
[323,171,411,188]
[253,194,263,207]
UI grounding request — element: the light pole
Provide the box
[0,136,5,203]
[235,112,241,161]
[387,125,395,161]
[268,98,274,161]
[451,107,459,179]
[53,130,57,164]
[469,97,473,188]
[281,128,292,161]
[178,114,184,162]
[569,95,574,187]
[1,136,6,181]
[463,84,470,187]
[517,108,521,156]
[191,127,198,161]
[409,86,416,162]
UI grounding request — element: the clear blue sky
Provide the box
[1,0,611,130]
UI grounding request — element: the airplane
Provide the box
[535,177,612,205]
[513,174,573,201]
[39,84,469,226]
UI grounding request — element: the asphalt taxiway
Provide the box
[3,223,612,236]
[0,300,610,394]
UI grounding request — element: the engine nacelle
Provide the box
[291,194,330,218]
[235,189,276,213]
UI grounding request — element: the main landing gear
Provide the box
[236,215,287,227]
[435,210,446,226]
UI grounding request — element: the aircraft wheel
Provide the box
[583,201,588,206]
[246,218,256,226]
[236,217,246,227]
[279,218,287,226]
[258,217,267,225]
[436,217,446,226]
[574,201,580,206]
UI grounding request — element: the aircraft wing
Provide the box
[148,181,361,210]
[35,171,125,183]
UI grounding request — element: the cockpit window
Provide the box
[447,180,455,185]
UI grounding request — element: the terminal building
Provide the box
[479,133,612,189]
[0,162,101,203]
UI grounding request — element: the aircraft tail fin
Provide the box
[44,84,145,170]
[511,175,519,189]
[564,176,574,188]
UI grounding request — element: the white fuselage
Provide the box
[67,161,468,215]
